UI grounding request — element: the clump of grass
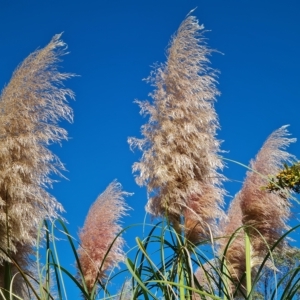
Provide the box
[1,11,300,300]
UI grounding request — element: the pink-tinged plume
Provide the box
[128,15,225,243]
[240,126,295,257]
[219,126,296,292]
[78,181,131,292]
[219,192,246,294]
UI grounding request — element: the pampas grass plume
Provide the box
[0,34,74,291]
[219,126,296,292]
[219,192,246,294]
[78,181,130,292]
[240,126,295,256]
[128,15,225,242]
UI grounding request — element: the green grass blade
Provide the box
[125,258,158,300]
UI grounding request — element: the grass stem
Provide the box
[245,229,252,300]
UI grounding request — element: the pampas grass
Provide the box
[77,181,131,293]
[128,15,225,243]
[219,126,296,297]
[1,13,300,300]
[240,126,296,261]
[0,33,74,295]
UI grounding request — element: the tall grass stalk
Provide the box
[244,229,252,300]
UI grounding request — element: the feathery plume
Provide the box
[219,126,296,292]
[128,15,225,242]
[194,261,218,299]
[78,181,130,293]
[240,126,296,256]
[0,33,74,289]
[219,192,246,294]
[115,279,133,300]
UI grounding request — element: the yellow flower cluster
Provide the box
[265,163,300,193]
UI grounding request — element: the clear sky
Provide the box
[1,0,300,297]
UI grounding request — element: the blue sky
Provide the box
[1,0,300,297]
